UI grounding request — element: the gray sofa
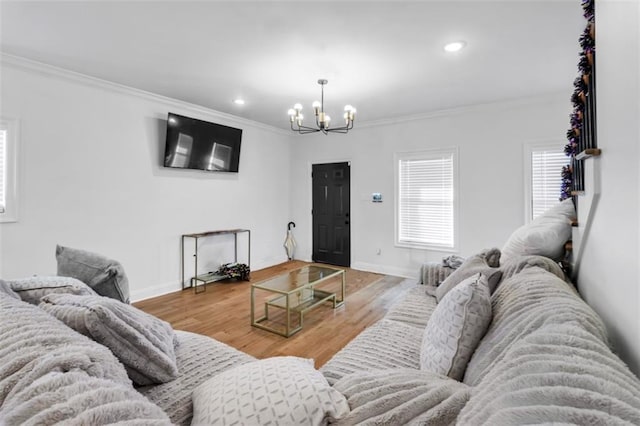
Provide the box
[0,281,254,425]
[321,256,640,424]
[2,254,640,425]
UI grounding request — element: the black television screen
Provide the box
[163,113,242,172]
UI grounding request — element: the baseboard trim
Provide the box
[131,281,182,303]
[131,256,289,303]
[350,261,417,280]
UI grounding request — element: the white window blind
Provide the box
[396,149,456,249]
[0,128,6,214]
[530,147,569,220]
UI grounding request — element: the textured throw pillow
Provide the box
[191,357,350,425]
[501,198,575,261]
[0,290,132,403]
[421,273,492,381]
[6,275,97,305]
[0,279,20,300]
[56,245,130,303]
[435,251,502,302]
[39,293,178,386]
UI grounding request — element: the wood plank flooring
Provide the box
[134,260,415,367]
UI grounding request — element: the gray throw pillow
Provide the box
[39,293,178,386]
[56,245,130,303]
[421,273,492,380]
[0,279,20,300]
[6,275,97,305]
[435,250,503,303]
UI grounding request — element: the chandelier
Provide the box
[287,79,357,134]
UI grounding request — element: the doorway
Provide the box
[312,162,351,267]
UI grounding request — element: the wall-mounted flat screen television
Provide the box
[163,113,242,172]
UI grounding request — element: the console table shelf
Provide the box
[181,229,251,294]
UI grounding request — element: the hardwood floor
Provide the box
[134,260,415,367]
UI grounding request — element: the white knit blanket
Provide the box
[0,292,172,424]
[459,267,640,424]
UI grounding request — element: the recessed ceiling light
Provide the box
[233,99,245,105]
[444,41,466,53]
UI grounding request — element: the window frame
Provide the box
[523,141,568,224]
[0,117,20,223]
[394,147,459,252]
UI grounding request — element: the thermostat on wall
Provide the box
[372,193,382,203]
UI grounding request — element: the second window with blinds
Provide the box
[524,142,570,223]
[395,148,458,251]
[0,117,19,223]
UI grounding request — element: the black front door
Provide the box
[312,162,351,267]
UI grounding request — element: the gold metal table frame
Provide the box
[251,265,346,337]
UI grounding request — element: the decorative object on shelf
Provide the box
[581,0,594,21]
[215,263,250,281]
[372,193,383,203]
[561,165,573,201]
[287,79,356,135]
[561,0,596,201]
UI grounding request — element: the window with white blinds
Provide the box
[526,143,569,221]
[0,118,18,222]
[0,128,7,214]
[395,148,457,250]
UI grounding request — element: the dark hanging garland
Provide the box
[582,0,594,21]
[579,27,595,54]
[565,129,579,157]
[561,165,573,201]
[561,0,595,200]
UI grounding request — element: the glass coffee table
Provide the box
[251,265,346,337]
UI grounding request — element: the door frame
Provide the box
[306,158,352,264]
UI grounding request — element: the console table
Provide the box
[181,229,251,294]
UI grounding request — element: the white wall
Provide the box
[578,0,640,376]
[289,95,571,277]
[0,57,292,301]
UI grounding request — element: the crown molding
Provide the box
[0,52,292,137]
[358,91,569,129]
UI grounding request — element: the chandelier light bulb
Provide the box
[294,103,303,111]
[287,109,296,116]
[444,41,466,53]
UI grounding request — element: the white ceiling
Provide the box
[0,1,584,130]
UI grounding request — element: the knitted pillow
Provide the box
[6,275,96,305]
[0,279,20,300]
[39,293,178,385]
[421,273,492,380]
[56,245,130,303]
